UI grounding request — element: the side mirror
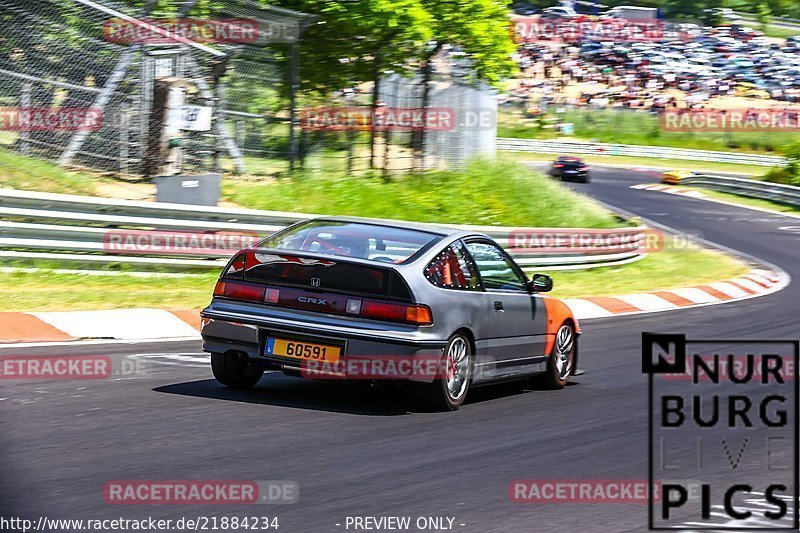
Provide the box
[528,273,553,293]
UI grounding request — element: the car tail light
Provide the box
[405,305,433,325]
[213,280,266,303]
[553,163,564,168]
[360,300,433,326]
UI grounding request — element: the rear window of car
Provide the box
[257,220,440,264]
[424,241,481,291]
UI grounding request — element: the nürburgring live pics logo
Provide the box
[643,332,799,530]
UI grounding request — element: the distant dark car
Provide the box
[549,157,590,183]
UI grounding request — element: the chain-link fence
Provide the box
[295,70,498,175]
[0,0,312,178]
[0,0,498,180]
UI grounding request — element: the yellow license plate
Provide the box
[265,338,341,363]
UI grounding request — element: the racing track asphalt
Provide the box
[1,165,798,532]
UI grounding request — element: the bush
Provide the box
[782,140,800,185]
[762,167,794,185]
[223,157,625,228]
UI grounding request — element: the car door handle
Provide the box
[493,301,504,312]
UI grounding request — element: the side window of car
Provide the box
[424,241,480,291]
[464,241,527,292]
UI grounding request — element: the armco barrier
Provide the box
[497,138,786,167]
[682,175,800,207]
[732,11,800,31]
[0,189,648,272]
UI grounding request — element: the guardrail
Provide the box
[0,188,648,272]
[733,11,800,30]
[497,138,786,167]
[682,174,800,207]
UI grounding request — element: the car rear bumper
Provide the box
[560,172,589,181]
[551,170,588,181]
[201,301,448,383]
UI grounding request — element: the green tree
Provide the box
[278,0,516,168]
[412,0,517,163]
[756,1,772,33]
[784,140,800,185]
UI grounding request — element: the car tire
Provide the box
[211,352,264,389]
[532,323,575,390]
[417,333,473,411]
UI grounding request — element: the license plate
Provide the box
[264,338,341,363]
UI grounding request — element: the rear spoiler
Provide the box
[243,247,398,269]
[221,248,413,302]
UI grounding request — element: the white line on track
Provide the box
[127,352,209,367]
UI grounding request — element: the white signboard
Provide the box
[168,105,213,131]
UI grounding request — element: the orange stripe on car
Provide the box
[542,296,579,355]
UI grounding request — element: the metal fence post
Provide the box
[288,41,299,173]
[120,101,129,176]
[19,83,31,155]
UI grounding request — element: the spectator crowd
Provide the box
[506,19,800,113]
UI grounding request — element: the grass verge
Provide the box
[692,187,800,216]
[0,150,752,311]
[498,109,794,155]
[0,147,623,228]
[543,238,750,300]
[0,148,102,195]
[0,271,219,312]
[0,240,749,311]
[222,158,624,229]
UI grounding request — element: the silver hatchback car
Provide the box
[201,218,580,410]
